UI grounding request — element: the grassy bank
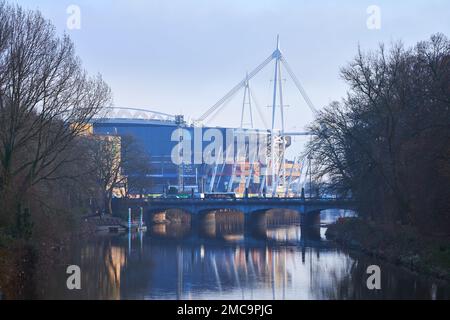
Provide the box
[326,218,450,281]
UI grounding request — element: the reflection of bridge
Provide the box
[142,198,355,215]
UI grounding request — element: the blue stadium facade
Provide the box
[92,117,270,195]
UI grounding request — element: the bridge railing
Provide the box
[141,197,354,203]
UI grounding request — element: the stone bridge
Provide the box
[120,197,356,227]
[141,197,355,215]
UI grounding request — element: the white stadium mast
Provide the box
[197,36,317,195]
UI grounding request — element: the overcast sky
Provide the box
[13,0,450,133]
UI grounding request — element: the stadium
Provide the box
[91,108,291,196]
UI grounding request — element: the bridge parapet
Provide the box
[135,197,356,216]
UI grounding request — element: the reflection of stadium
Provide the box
[117,226,351,300]
[45,222,447,300]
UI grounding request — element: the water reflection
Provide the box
[41,211,450,300]
[80,241,126,300]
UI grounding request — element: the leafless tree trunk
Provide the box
[0,2,111,232]
[86,135,152,215]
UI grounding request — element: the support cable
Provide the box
[249,88,269,130]
[198,54,275,122]
[280,57,317,115]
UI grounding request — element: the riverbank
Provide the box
[0,235,73,299]
[0,214,117,299]
[326,218,450,282]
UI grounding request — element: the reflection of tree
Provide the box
[104,245,126,299]
[80,238,126,300]
[311,253,359,300]
[74,233,450,300]
[119,236,156,299]
[311,251,449,300]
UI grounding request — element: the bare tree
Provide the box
[306,34,450,233]
[87,135,122,215]
[0,2,111,232]
[120,135,152,199]
[87,135,152,215]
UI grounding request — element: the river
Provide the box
[37,210,450,300]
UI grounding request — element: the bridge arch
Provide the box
[146,207,193,225]
[198,209,245,240]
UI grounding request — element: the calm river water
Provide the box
[40,211,450,300]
